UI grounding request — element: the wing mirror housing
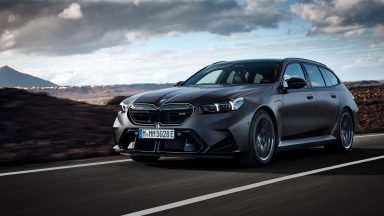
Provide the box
[173,81,184,86]
[286,77,307,89]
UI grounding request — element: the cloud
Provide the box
[58,3,83,19]
[342,56,384,70]
[0,0,290,55]
[291,0,384,36]
[0,30,16,49]
[50,71,77,85]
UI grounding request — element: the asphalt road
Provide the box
[1,134,384,216]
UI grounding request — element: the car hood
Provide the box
[128,85,273,106]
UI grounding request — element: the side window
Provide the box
[303,64,326,87]
[319,67,339,86]
[283,63,306,87]
[319,68,332,87]
[196,70,223,84]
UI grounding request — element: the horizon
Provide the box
[1,64,384,87]
[0,0,383,85]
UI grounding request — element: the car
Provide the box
[113,58,358,166]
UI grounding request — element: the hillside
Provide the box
[348,85,384,134]
[344,80,384,88]
[0,88,116,164]
[0,66,57,88]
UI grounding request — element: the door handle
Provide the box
[330,94,337,98]
[306,94,314,100]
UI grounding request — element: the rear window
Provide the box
[319,67,339,86]
[303,64,326,87]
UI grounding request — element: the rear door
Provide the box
[303,64,340,135]
[281,63,317,139]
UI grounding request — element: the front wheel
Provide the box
[236,110,276,167]
[130,155,160,163]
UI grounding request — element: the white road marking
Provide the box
[0,159,132,177]
[355,133,384,138]
[122,155,384,216]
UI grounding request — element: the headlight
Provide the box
[120,101,130,112]
[201,97,244,113]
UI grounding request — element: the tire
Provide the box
[236,110,276,166]
[130,155,160,163]
[326,110,354,152]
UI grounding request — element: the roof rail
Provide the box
[283,57,327,67]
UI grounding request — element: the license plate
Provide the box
[138,129,175,139]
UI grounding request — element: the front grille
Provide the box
[129,103,194,125]
[129,104,157,125]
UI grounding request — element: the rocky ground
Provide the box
[348,85,384,134]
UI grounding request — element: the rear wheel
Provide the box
[337,110,354,150]
[236,110,276,166]
[326,110,354,152]
[130,155,160,163]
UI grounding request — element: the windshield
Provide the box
[183,62,280,86]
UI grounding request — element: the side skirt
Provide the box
[277,135,336,151]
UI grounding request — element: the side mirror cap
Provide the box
[173,81,184,86]
[286,77,307,89]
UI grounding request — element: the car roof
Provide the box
[211,59,282,66]
[211,58,328,68]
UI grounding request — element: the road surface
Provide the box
[1,134,384,216]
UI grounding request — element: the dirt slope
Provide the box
[0,88,117,164]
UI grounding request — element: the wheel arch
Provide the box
[341,106,356,132]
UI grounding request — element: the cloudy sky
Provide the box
[0,0,383,85]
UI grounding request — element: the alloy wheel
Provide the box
[340,111,354,149]
[253,113,275,161]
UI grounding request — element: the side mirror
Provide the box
[173,81,184,86]
[286,77,307,89]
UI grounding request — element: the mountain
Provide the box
[0,66,58,87]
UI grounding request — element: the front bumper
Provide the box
[114,127,238,156]
[113,106,254,157]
